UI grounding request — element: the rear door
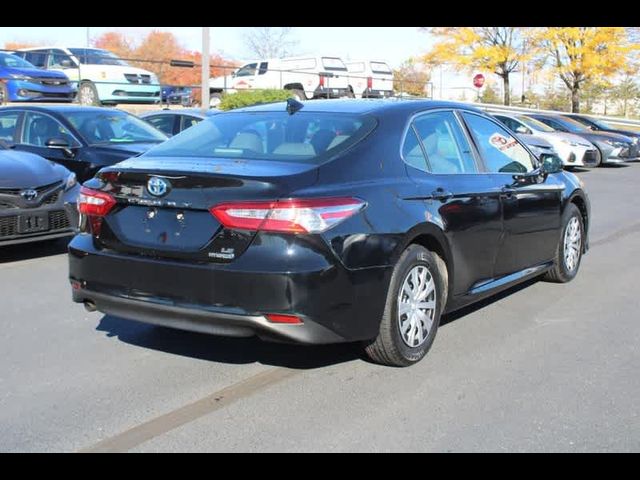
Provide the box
[144,114,178,136]
[0,110,22,143]
[320,57,349,91]
[403,109,504,296]
[461,112,562,275]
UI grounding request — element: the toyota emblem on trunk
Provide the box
[147,177,170,197]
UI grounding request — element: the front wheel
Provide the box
[0,83,8,105]
[78,81,101,106]
[544,203,584,283]
[364,244,448,367]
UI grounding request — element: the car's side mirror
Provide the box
[540,153,564,174]
[60,59,73,68]
[46,138,75,157]
[515,125,530,135]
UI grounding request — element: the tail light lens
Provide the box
[319,74,325,87]
[78,187,116,217]
[210,197,366,234]
[367,76,373,89]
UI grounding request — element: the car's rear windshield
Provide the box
[144,111,377,164]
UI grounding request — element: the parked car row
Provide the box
[1,47,162,106]
[208,56,395,106]
[488,110,640,168]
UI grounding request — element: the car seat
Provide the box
[310,129,337,153]
[229,132,264,153]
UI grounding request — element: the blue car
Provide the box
[0,52,76,104]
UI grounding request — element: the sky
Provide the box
[0,26,429,68]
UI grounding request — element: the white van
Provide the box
[16,47,161,106]
[209,56,351,106]
[345,60,394,99]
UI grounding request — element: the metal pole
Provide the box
[86,27,90,47]
[201,27,210,111]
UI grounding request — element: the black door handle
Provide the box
[431,188,453,202]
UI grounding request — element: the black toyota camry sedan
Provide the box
[68,99,590,367]
[1,141,79,246]
[0,106,167,182]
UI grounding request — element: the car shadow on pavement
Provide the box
[95,315,361,370]
[0,238,69,264]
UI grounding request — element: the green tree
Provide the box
[479,84,501,104]
[609,76,640,117]
[393,58,430,96]
[528,27,633,113]
[422,27,526,105]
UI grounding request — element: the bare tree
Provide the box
[244,27,298,59]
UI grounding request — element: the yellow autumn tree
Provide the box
[529,27,634,113]
[422,27,526,105]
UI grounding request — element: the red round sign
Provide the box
[473,74,485,88]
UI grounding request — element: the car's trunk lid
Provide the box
[93,156,318,262]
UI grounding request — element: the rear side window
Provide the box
[0,112,20,141]
[462,112,536,173]
[322,57,348,71]
[145,115,175,136]
[404,111,478,174]
[145,112,377,165]
[180,115,202,132]
[370,62,392,75]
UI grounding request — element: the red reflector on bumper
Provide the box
[265,314,303,324]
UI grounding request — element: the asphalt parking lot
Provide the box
[1,163,639,453]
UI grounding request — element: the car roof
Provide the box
[232,98,483,115]
[140,108,218,118]
[0,105,131,115]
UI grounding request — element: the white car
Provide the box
[209,56,351,106]
[492,112,600,168]
[345,60,394,98]
[16,47,161,106]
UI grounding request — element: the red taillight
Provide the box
[367,76,373,89]
[78,186,116,217]
[210,197,366,234]
[265,313,303,324]
[319,74,325,87]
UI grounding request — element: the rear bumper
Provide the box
[361,89,394,98]
[68,233,392,344]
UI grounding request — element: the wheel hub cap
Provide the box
[563,217,582,272]
[397,265,437,348]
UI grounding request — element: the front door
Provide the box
[460,112,563,276]
[14,111,83,177]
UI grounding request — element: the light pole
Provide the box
[86,27,90,47]
[201,27,210,111]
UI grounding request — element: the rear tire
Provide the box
[364,244,448,367]
[0,83,8,105]
[209,92,223,108]
[78,81,101,106]
[544,203,584,283]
